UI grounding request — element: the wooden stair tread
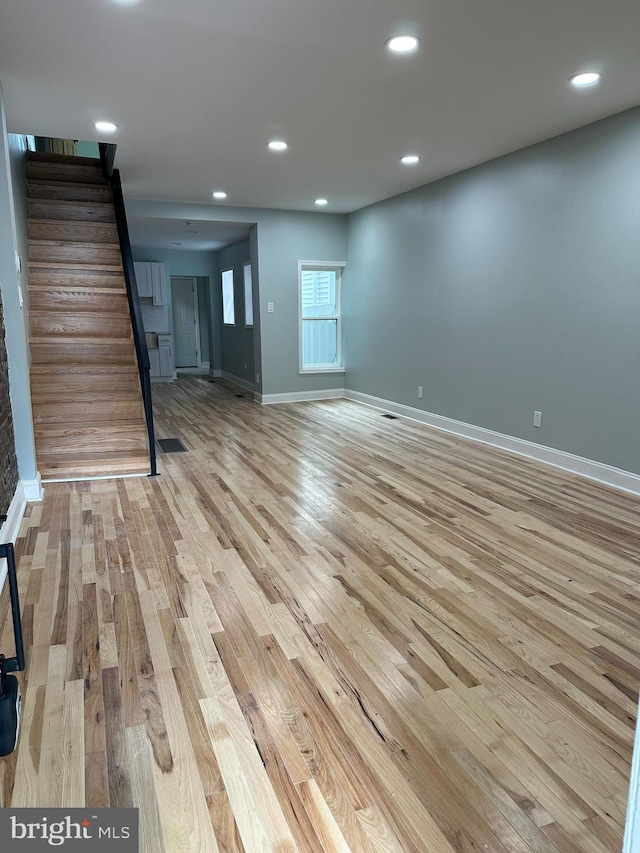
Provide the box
[26,162,108,185]
[29,218,117,228]
[29,285,127,294]
[30,309,131,319]
[28,220,119,242]
[30,335,133,345]
[30,363,139,374]
[28,198,115,220]
[29,272,126,289]
[29,261,124,272]
[33,388,141,402]
[29,239,121,249]
[27,178,113,206]
[28,198,113,207]
[27,152,103,167]
[33,405,146,425]
[39,451,151,481]
[35,418,147,433]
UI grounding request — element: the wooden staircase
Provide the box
[26,152,151,481]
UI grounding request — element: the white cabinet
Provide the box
[134,261,152,297]
[133,261,167,305]
[159,336,173,377]
[150,334,173,382]
[148,348,161,377]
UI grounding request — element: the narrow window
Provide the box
[244,263,253,327]
[222,268,235,325]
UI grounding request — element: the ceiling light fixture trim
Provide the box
[386,35,420,54]
[570,71,602,88]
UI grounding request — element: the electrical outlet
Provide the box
[533,410,542,428]
[267,302,274,313]
[417,386,423,399]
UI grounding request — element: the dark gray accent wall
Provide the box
[345,107,640,475]
[0,292,18,516]
[217,238,255,385]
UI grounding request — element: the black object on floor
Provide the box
[382,413,398,419]
[157,438,188,453]
[0,542,25,757]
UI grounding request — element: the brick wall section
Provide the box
[0,292,18,518]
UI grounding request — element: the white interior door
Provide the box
[172,277,199,367]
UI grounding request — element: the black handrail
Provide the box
[0,543,25,674]
[99,143,157,476]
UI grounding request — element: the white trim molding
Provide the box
[22,473,43,502]
[345,389,640,496]
[259,388,345,405]
[1,483,27,545]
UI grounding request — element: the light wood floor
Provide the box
[1,376,639,851]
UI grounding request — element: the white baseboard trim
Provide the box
[0,482,29,592]
[259,388,345,405]
[345,389,640,496]
[210,370,222,378]
[22,473,43,502]
[1,483,27,546]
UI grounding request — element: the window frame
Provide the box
[243,262,254,327]
[221,267,235,326]
[298,260,346,374]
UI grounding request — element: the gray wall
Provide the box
[131,246,219,369]
[0,85,37,483]
[345,107,640,474]
[126,200,347,395]
[217,238,254,385]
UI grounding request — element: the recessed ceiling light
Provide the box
[400,154,420,165]
[110,0,141,5]
[268,140,288,152]
[386,35,419,54]
[315,198,328,206]
[212,191,228,200]
[570,71,601,88]
[94,121,117,133]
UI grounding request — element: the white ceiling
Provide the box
[128,217,253,251]
[1,0,639,215]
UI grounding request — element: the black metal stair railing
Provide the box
[99,143,157,476]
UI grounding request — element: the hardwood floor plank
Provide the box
[3,377,639,852]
